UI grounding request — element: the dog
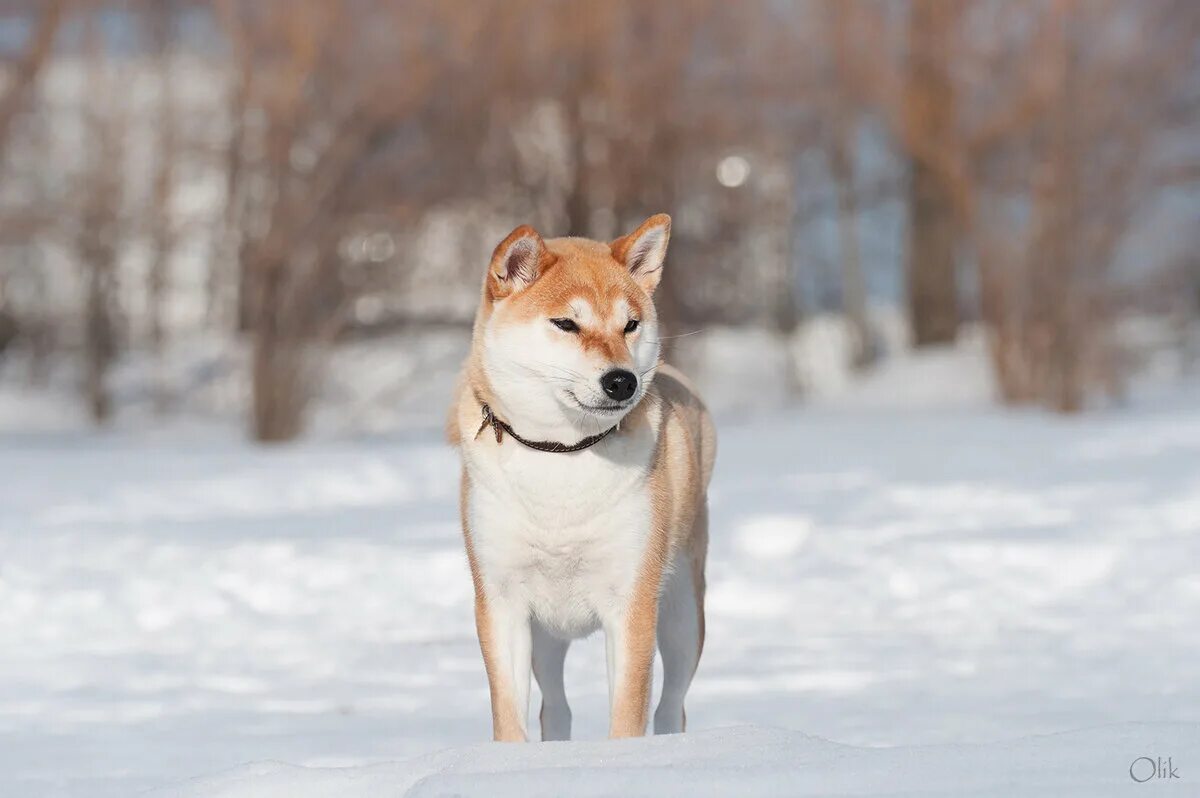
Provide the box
[448,213,715,741]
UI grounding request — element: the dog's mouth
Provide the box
[565,390,630,416]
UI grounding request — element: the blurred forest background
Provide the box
[0,0,1197,441]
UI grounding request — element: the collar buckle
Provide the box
[476,403,505,444]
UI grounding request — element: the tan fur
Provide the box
[459,469,524,741]
[452,235,654,435]
[601,365,714,736]
[450,216,713,740]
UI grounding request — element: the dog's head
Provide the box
[473,214,671,435]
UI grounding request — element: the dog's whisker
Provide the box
[646,329,706,343]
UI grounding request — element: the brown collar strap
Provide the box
[475,402,617,454]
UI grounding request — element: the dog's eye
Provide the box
[550,318,579,333]
[624,319,640,334]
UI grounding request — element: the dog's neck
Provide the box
[466,354,601,446]
[466,349,645,447]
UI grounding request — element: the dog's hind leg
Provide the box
[532,621,572,741]
[653,506,707,735]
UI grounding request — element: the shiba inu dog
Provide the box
[448,213,715,741]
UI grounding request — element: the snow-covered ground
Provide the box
[1,373,1199,796]
[157,723,1198,797]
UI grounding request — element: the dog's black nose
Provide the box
[600,369,638,402]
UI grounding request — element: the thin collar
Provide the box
[475,401,616,453]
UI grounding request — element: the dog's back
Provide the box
[653,363,717,488]
[639,363,715,557]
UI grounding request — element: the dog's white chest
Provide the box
[466,431,655,638]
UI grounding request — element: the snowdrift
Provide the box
[156,723,1197,797]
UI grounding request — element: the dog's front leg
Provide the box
[604,599,658,738]
[474,591,532,742]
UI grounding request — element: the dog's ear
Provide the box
[488,224,551,300]
[611,213,671,294]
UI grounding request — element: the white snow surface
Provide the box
[2,379,1199,796]
[156,724,1197,797]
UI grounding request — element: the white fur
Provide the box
[479,301,659,444]
[463,296,666,739]
[465,427,655,641]
[568,298,598,328]
[624,225,670,286]
[654,546,703,734]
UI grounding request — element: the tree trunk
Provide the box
[249,259,307,442]
[830,123,874,369]
[84,256,116,424]
[147,3,175,414]
[0,0,65,160]
[905,0,960,346]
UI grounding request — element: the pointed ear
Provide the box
[611,213,671,294]
[488,224,551,300]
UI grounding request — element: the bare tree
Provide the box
[978,0,1199,410]
[0,1,66,375]
[6,0,1194,431]
[834,0,1200,410]
[73,13,128,423]
[904,0,962,346]
[143,0,178,413]
[825,1,877,369]
[215,0,488,441]
[0,0,66,162]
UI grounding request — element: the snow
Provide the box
[152,724,1199,797]
[820,326,997,409]
[1,377,1199,796]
